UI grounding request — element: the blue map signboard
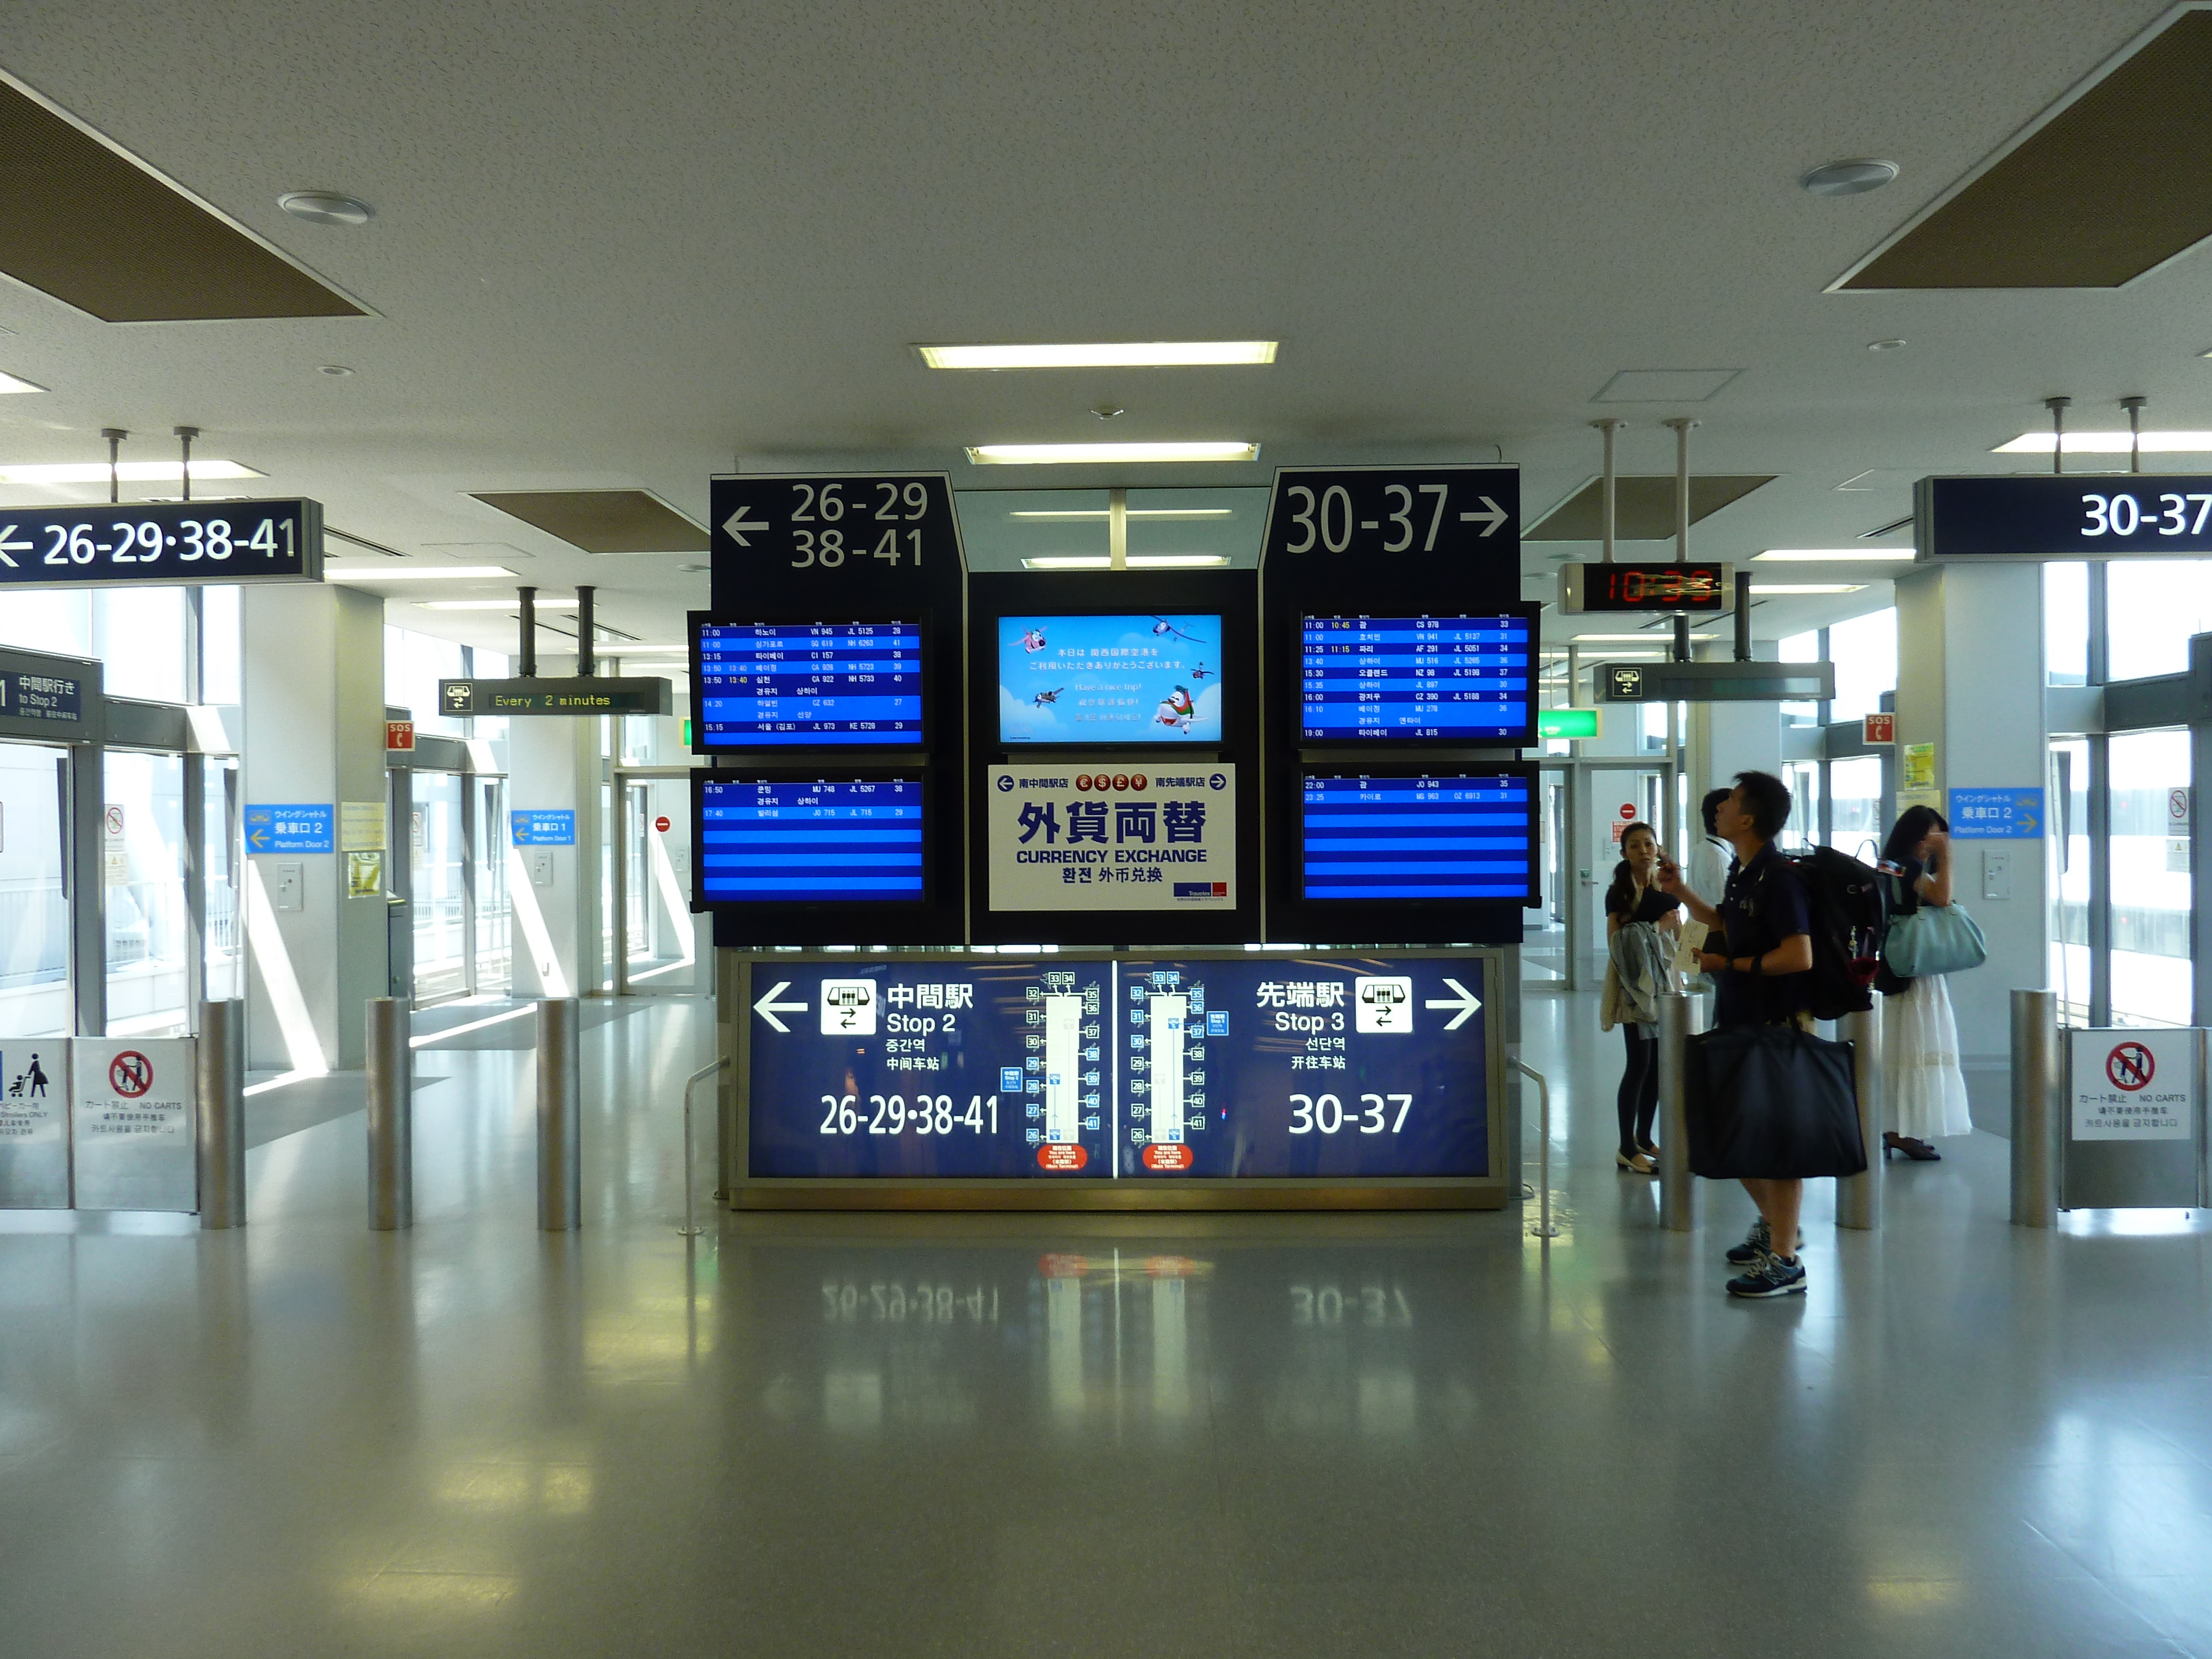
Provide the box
[1949,787,2043,839]
[243,803,333,854]
[745,954,1493,1180]
[510,810,577,846]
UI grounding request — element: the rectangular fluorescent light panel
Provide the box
[0,459,262,483]
[1749,583,1868,594]
[0,371,47,394]
[327,565,519,582]
[420,597,579,610]
[1020,554,1232,569]
[1995,431,2212,454]
[1009,508,1233,520]
[921,341,1277,369]
[969,442,1259,466]
[1755,548,1917,562]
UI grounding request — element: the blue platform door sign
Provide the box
[243,803,334,853]
[510,810,577,846]
[1948,787,2043,839]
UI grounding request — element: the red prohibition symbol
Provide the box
[109,1051,154,1098]
[2106,1042,2156,1092]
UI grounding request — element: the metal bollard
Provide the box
[1657,992,1704,1231]
[1837,1001,1884,1231]
[2011,989,2062,1227]
[366,997,413,1230]
[1514,1060,1559,1239]
[537,998,581,1231]
[196,999,247,1229]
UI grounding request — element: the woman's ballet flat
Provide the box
[1615,1151,1657,1175]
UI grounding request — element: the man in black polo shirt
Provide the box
[1656,770,1815,1298]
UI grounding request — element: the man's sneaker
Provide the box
[1727,1254,1808,1299]
[1724,1217,1772,1266]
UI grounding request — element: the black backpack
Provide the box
[1784,846,1889,1020]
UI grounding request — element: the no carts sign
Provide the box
[2071,1029,2196,1141]
[69,1036,199,1211]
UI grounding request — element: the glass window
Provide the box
[1828,608,1896,723]
[0,592,92,658]
[201,586,242,704]
[105,750,189,1036]
[95,589,188,703]
[2044,563,2088,686]
[1829,755,1884,863]
[1779,761,1820,852]
[384,627,467,735]
[410,771,467,1004]
[205,759,242,1003]
[2049,738,2090,1025]
[2106,560,2212,682]
[1779,629,1820,727]
[472,776,510,994]
[0,742,70,1039]
[2108,729,2191,1027]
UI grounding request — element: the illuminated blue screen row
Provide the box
[1300,614,1531,741]
[1301,774,1534,901]
[696,622,922,747]
[700,779,924,902]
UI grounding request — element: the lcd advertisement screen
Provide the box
[997,613,1223,744]
[1299,613,1532,742]
[698,778,924,903]
[1301,771,1536,902]
[694,620,922,747]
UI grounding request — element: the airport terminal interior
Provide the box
[6,4,2212,1655]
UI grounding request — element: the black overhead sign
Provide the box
[0,499,322,587]
[1918,474,2212,559]
[1260,466,1518,575]
[439,677,672,717]
[0,645,99,740]
[707,474,966,608]
[1596,660,1835,703]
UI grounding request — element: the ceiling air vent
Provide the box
[1525,476,1776,541]
[0,72,367,321]
[469,491,709,554]
[1837,8,2212,289]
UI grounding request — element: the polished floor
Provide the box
[4,984,2212,1658]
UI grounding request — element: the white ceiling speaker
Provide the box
[278,191,375,226]
[1800,159,1899,196]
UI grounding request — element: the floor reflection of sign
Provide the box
[72,1036,197,1211]
[2070,1027,2195,1140]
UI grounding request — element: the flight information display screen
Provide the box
[695,620,922,747]
[698,778,924,903]
[1301,772,1536,902]
[997,613,1223,744]
[1299,613,1532,742]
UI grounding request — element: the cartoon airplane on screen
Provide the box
[1149,617,1207,644]
[1021,627,1048,653]
[1031,687,1063,707]
[1155,686,1197,732]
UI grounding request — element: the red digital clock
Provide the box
[1559,562,1732,614]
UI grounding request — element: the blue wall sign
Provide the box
[746,954,1491,1180]
[243,803,333,854]
[510,810,577,846]
[1948,787,2043,839]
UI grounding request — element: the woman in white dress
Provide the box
[1877,806,1974,1158]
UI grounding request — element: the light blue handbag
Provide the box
[1882,877,1987,978]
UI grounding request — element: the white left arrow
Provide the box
[752,979,810,1033]
[722,505,766,546]
[0,525,29,568]
[1423,977,1483,1031]
[1457,497,1507,538]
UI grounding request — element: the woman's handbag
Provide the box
[1883,889,1987,979]
[1683,1025,1868,1180]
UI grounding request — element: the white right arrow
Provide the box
[752,979,810,1033]
[721,505,766,546]
[1457,497,1507,538]
[0,526,29,568]
[1423,977,1483,1030]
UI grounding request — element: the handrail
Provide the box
[1513,1058,1559,1240]
[680,1057,729,1238]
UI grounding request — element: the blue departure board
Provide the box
[699,778,924,902]
[695,621,921,747]
[1299,614,1531,741]
[1301,773,1536,901]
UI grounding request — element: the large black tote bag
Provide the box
[1683,1025,1867,1180]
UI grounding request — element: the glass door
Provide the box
[104,750,190,1037]
[1580,765,1667,981]
[202,758,243,1003]
[0,742,70,1039]
[617,771,698,994]
[2049,738,2093,1026]
[1827,755,1885,863]
[2109,729,2191,1028]
[410,771,468,1005]
[471,775,510,994]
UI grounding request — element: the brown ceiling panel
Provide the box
[1525,476,1776,541]
[0,75,367,322]
[1840,10,2212,290]
[470,491,709,554]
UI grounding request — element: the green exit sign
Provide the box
[682,717,692,746]
[1538,708,1602,739]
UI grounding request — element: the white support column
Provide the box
[500,655,609,998]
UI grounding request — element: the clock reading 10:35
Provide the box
[1559,561,1731,614]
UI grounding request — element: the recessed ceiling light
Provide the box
[1749,583,1869,594]
[1021,554,1232,569]
[920,341,1277,370]
[968,441,1259,466]
[419,597,578,610]
[1009,508,1233,520]
[1801,159,1899,196]
[326,564,518,581]
[1572,632,1721,642]
[0,370,48,394]
[278,191,374,226]
[1995,430,2212,454]
[1867,339,1907,352]
[317,364,355,377]
[0,459,261,483]
[1755,548,1917,562]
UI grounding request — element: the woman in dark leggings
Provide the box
[1604,821,1682,1173]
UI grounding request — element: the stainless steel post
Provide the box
[1513,1060,1558,1239]
[1837,1001,1884,1230]
[2011,988,2062,1227]
[366,997,413,1230]
[195,999,247,1228]
[1658,991,1703,1231]
[679,1057,727,1237]
[538,997,582,1230]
